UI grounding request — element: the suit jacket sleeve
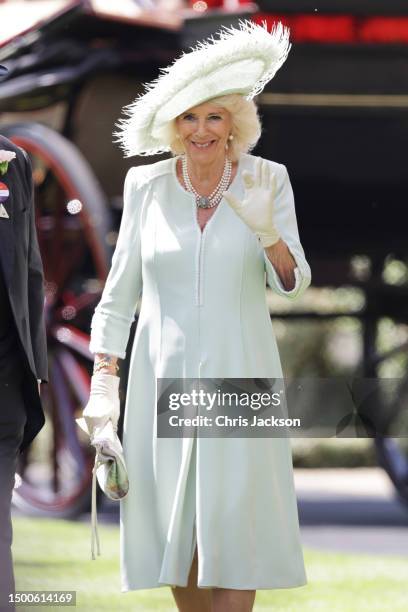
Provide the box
[264,163,312,300]
[24,151,48,382]
[89,166,144,359]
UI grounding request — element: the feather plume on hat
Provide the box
[114,19,291,158]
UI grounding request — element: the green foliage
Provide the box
[291,439,377,468]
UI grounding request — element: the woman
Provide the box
[83,20,311,612]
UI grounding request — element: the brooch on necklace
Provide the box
[181,155,232,209]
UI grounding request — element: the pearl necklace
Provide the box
[181,154,232,209]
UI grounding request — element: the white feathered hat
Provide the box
[114,19,291,157]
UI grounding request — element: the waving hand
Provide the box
[223,158,281,247]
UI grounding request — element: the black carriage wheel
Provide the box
[373,372,408,507]
[2,122,112,518]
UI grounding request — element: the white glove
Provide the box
[223,158,280,247]
[76,373,120,440]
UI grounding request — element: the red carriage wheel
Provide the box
[3,122,112,518]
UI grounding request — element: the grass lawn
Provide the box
[12,516,408,611]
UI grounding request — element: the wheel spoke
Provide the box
[50,352,87,471]
[55,346,91,409]
[51,324,93,360]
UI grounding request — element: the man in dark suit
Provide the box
[0,64,48,610]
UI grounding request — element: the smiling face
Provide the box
[175,101,233,167]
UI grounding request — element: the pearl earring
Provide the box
[228,134,234,141]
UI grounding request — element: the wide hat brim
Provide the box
[114,19,291,157]
[153,58,265,134]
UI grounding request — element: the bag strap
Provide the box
[91,454,101,560]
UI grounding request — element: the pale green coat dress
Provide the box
[89,152,311,591]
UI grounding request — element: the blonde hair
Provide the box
[160,94,262,162]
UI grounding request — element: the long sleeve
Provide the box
[264,163,311,300]
[24,150,48,382]
[89,166,145,358]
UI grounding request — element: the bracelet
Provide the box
[93,360,119,374]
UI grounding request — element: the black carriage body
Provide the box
[258,43,408,274]
[251,1,408,281]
